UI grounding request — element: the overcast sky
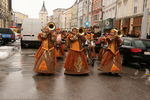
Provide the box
[12,0,76,18]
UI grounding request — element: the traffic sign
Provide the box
[85,21,90,27]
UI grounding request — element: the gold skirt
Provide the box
[64,50,89,75]
[98,50,122,73]
[34,47,56,74]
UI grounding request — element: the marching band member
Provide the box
[62,31,68,51]
[98,35,107,62]
[55,31,65,58]
[85,28,96,60]
[98,29,123,75]
[64,28,89,75]
[34,25,57,74]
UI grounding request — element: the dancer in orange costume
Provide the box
[64,28,89,75]
[98,29,123,74]
[98,36,106,62]
[34,26,57,74]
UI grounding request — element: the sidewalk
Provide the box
[0,46,16,60]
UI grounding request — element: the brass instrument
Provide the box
[107,29,124,41]
[47,22,56,31]
[78,27,85,36]
[117,30,124,38]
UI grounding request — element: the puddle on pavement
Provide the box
[0,68,22,72]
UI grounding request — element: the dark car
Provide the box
[0,33,3,45]
[0,28,15,45]
[120,37,150,66]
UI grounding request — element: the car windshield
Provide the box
[142,40,150,49]
[0,29,14,34]
[134,40,150,49]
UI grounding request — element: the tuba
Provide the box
[117,30,124,38]
[107,29,124,41]
[47,22,56,31]
[78,27,85,36]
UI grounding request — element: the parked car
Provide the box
[0,33,3,45]
[120,37,150,66]
[0,28,15,45]
[14,32,21,40]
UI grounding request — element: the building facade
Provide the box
[53,8,66,28]
[0,0,12,28]
[115,0,150,36]
[13,11,28,26]
[39,1,48,27]
[77,0,84,27]
[92,0,102,27]
[102,0,117,32]
[61,8,72,30]
[71,1,78,28]
[48,15,53,22]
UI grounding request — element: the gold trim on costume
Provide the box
[74,56,82,72]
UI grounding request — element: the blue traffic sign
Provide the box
[85,21,90,27]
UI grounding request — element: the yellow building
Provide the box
[0,0,12,28]
[14,11,28,25]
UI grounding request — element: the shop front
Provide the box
[114,20,121,30]
[103,18,114,33]
[132,16,143,37]
[122,18,130,35]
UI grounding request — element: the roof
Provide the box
[40,1,48,12]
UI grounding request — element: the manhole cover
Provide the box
[1,68,22,72]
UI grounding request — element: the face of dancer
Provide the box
[43,27,50,33]
[51,31,56,35]
[110,30,116,36]
[72,29,77,35]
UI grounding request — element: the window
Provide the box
[123,39,132,46]
[134,6,137,14]
[134,40,146,48]
[143,0,147,11]
[134,0,138,14]
[94,15,99,21]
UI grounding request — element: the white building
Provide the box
[115,0,150,37]
[77,0,84,27]
[71,1,79,28]
[60,8,72,30]
[48,15,53,22]
[83,0,92,27]
[53,8,66,28]
[103,0,117,20]
[39,1,48,27]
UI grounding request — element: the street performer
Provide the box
[64,28,89,75]
[55,31,65,58]
[85,28,96,66]
[98,34,107,62]
[34,23,57,74]
[98,29,123,75]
